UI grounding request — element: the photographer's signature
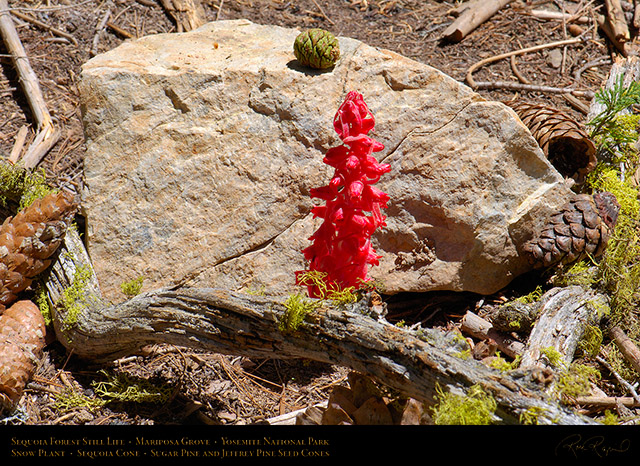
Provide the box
[555,434,631,458]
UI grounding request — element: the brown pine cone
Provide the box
[0,190,77,312]
[505,100,597,183]
[0,300,46,411]
[522,192,620,268]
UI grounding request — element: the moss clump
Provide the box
[120,275,144,298]
[54,389,106,413]
[520,406,549,425]
[514,285,544,304]
[578,324,604,358]
[0,163,54,210]
[279,270,362,333]
[489,352,521,372]
[34,283,52,326]
[92,370,171,404]
[279,293,322,334]
[602,409,620,425]
[60,264,93,329]
[431,384,497,425]
[296,270,359,305]
[556,363,601,401]
[541,346,565,368]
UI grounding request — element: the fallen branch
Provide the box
[0,0,59,168]
[442,0,514,43]
[465,37,585,90]
[609,325,640,375]
[528,9,590,24]
[40,230,595,425]
[460,311,525,359]
[604,0,631,43]
[519,287,608,369]
[159,0,206,32]
[10,9,78,46]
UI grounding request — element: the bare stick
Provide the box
[8,125,28,163]
[10,9,78,46]
[0,0,59,168]
[465,37,584,89]
[604,0,631,43]
[528,9,590,24]
[573,395,640,408]
[442,0,514,42]
[90,7,111,56]
[460,311,525,359]
[471,80,595,98]
[609,325,640,375]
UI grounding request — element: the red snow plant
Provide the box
[297,91,391,298]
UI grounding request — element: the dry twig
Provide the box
[0,0,60,168]
[442,0,515,42]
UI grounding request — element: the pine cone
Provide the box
[0,190,77,311]
[522,192,620,268]
[293,28,340,69]
[505,100,597,183]
[0,300,45,411]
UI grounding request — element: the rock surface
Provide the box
[78,19,572,301]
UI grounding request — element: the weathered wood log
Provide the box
[520,286,608,369]
[39,229,597,425]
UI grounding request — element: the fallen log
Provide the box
[38,230,597,425]
[0,0,60,168]
[519,286,609,369]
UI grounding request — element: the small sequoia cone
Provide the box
[0,190,77,311]
[522,192,620,268]
[505,100,597,183]
[293,28,340,69]
[0,300,46,411]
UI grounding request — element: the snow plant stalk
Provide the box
[297,91,391,298]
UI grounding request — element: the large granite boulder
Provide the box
[78,19,572,302]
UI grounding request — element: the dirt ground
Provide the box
[0,0,631,426]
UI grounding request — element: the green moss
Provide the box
[556,363,601,401]
[541,346,565,368]
[520,406,549,425]
[431,384,497,425]
[514,285,544,304]
[489,352,521,372]
[60,264,93,329]
[602,409,620,425]
[120,275,144,298]
[578,324,603,358]
[0,163,54,210]
[296,270,359,305]
[54,389,106,413]
[278,293,322,334]
[92,370,171,404]
[34,283,52,326]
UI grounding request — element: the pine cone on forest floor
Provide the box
[522,192,620,269]
[0,190,77,312]
[0,300,46,411]
[505,100,597,184]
